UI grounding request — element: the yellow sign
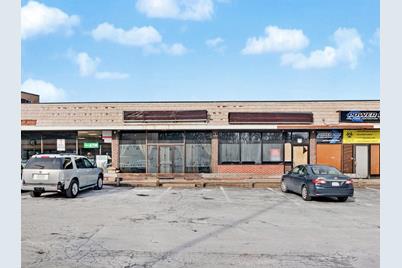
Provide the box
[343,129,380,144]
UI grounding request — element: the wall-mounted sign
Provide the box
[83,142,99,149]
[316,130,342,144]
[124,110,208,122]
[56,139,65,151]
[229,112,313,124]
[21,119,37,126]
[102,130,112,143]
[340,111,380,123]
[343,130,380,144]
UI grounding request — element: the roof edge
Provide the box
[21,99,380,105]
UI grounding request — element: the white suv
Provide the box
[21,154,104,198]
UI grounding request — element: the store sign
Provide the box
[21,119,37,126]
[340,111,380,123]
[83,142,99,149]
[343,130,380,144]
[316,130,342,144]
[57,139,65,151]
[102,130,112,143]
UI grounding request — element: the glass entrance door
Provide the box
[158,146,184,173]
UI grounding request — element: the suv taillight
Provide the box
[312,177,327,185]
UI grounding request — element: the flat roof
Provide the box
[21,99,380,105]
[21,91,40,97]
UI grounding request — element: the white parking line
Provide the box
[365,187,380,192]
[267,187,301,206]
[220,186,232,203]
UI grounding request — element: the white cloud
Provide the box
[91,23,162,47]
[21,1,79,39]
[95,72,130,80]
[136,0,213,21]
[21,79,65,102]
[369,27,380,46]
[73,52,129,80]
[75,52,100,77]
[281,47,337,69]
[163,43,188,55]
[281,28,364,69]
[206,37,225,53]
[206,37,224,47]
[91,22,188,56]
[242,26,309,55]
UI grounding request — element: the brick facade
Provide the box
[217,164,284,175]
[210,131,219,173]
[111,131,120,169]
[309,131,317,164]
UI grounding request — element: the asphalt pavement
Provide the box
[21,186,380,268]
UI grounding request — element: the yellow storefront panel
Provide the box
[343,130,380,144]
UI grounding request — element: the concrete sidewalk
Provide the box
[104,174,380,189]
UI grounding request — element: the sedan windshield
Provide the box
[311,166,342,175]
[24,158,63,170]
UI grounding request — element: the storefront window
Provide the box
[262,132,284,162]
[240,132,262,164]
[292,132,309,144]
[119,132,146,173]
[219,132,240,164]
[77,131,112,164]
[185,132,211,173]
[219,131,287,164]
[21,132,41,161]
[42,131,77,154]
[147,132,184,144]
[263,144,283,162]
[147,145,158,173]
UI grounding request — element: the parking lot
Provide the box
[22,186,379,268]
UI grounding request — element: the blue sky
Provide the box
[21,0,379,102]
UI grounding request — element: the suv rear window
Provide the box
[24,158,63,170]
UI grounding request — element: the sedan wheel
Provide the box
[95,177,103,190]
[301,185,312,201]
[281,180,288,193]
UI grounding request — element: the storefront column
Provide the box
[211,131,219,173]
[111,131,120,169]
[309,130,317,164]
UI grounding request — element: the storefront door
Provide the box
[355,145,369,178]
[292,145,308,167]
[158,146,184,173]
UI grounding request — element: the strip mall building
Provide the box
[21,94,380,180]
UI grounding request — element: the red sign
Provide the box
[21,119,37,126]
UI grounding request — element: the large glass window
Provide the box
[42,131,77,154]
[291,132,309,144]
[262,132,284,162]
[147,132,184,144]
[219,132,240,164]
[120,131,211,173]
[185,132,211,173]
[218,131,300,165]
[240,132,262,164]
[119,132,146,173]
[21,132,41,161]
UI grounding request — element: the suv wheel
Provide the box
[30,191,41,197]
[66,180,79,198]
[95,176,103,190]
[301,185,312,201]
